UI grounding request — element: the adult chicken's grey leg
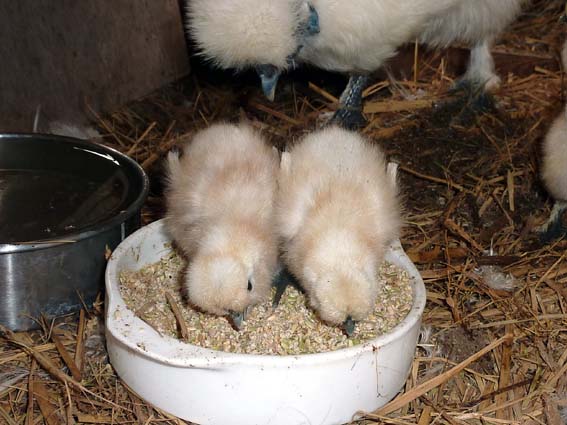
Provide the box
[327,75,370,129]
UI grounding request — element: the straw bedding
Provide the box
[1,1,566,423]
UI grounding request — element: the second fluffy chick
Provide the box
[539,41,567,240]
[276,127,401,333]
[165,123,279,327]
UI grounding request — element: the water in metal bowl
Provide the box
[0,133,149,330]
[0,168,129,243]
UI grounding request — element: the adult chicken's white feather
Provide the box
[189,0,460,73]
[165,123,279,326]
[296,0,461,73]
[419,0,528,91]
[188,0,303,70]
[276,127,401,332]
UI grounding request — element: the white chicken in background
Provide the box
[165,123,279,328]
[276,126,401,335]
[419,0,528,94]
[539,41,567,242]
[187,0,526,127]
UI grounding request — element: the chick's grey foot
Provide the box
[538,202,567,244]
[272,265,301,308]
[326,74,370,130]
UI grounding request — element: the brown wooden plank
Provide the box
[0,0,190,132]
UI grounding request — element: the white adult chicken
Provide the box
[188,0,526,127]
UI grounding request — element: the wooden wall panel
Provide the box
[0,0,190,132]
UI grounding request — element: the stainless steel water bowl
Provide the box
[0,133,149,331]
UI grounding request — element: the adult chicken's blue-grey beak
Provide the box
[256,64,281,101]
[229,310,245,330]
[343,316,356,337]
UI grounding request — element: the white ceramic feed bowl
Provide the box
[105,219,426,425]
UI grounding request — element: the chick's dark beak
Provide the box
[256,64,281,101]
[228,310,245,331]
[343,316,356,337]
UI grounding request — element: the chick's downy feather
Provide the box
[542,112,567,202]
[276,127,401,325]
[165,123,279,316]
[541,42,567,203]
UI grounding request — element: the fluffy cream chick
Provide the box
[542,109,567,203]
[541,41,567,203]
[276,127,401,328]
[419,0,528,91]
[538,41,567,241]
[165,123,279,322]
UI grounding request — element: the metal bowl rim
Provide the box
[0,133,149,254]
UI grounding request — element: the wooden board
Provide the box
[0,0,190,132]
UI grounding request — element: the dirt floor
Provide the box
[1,1,567,424]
